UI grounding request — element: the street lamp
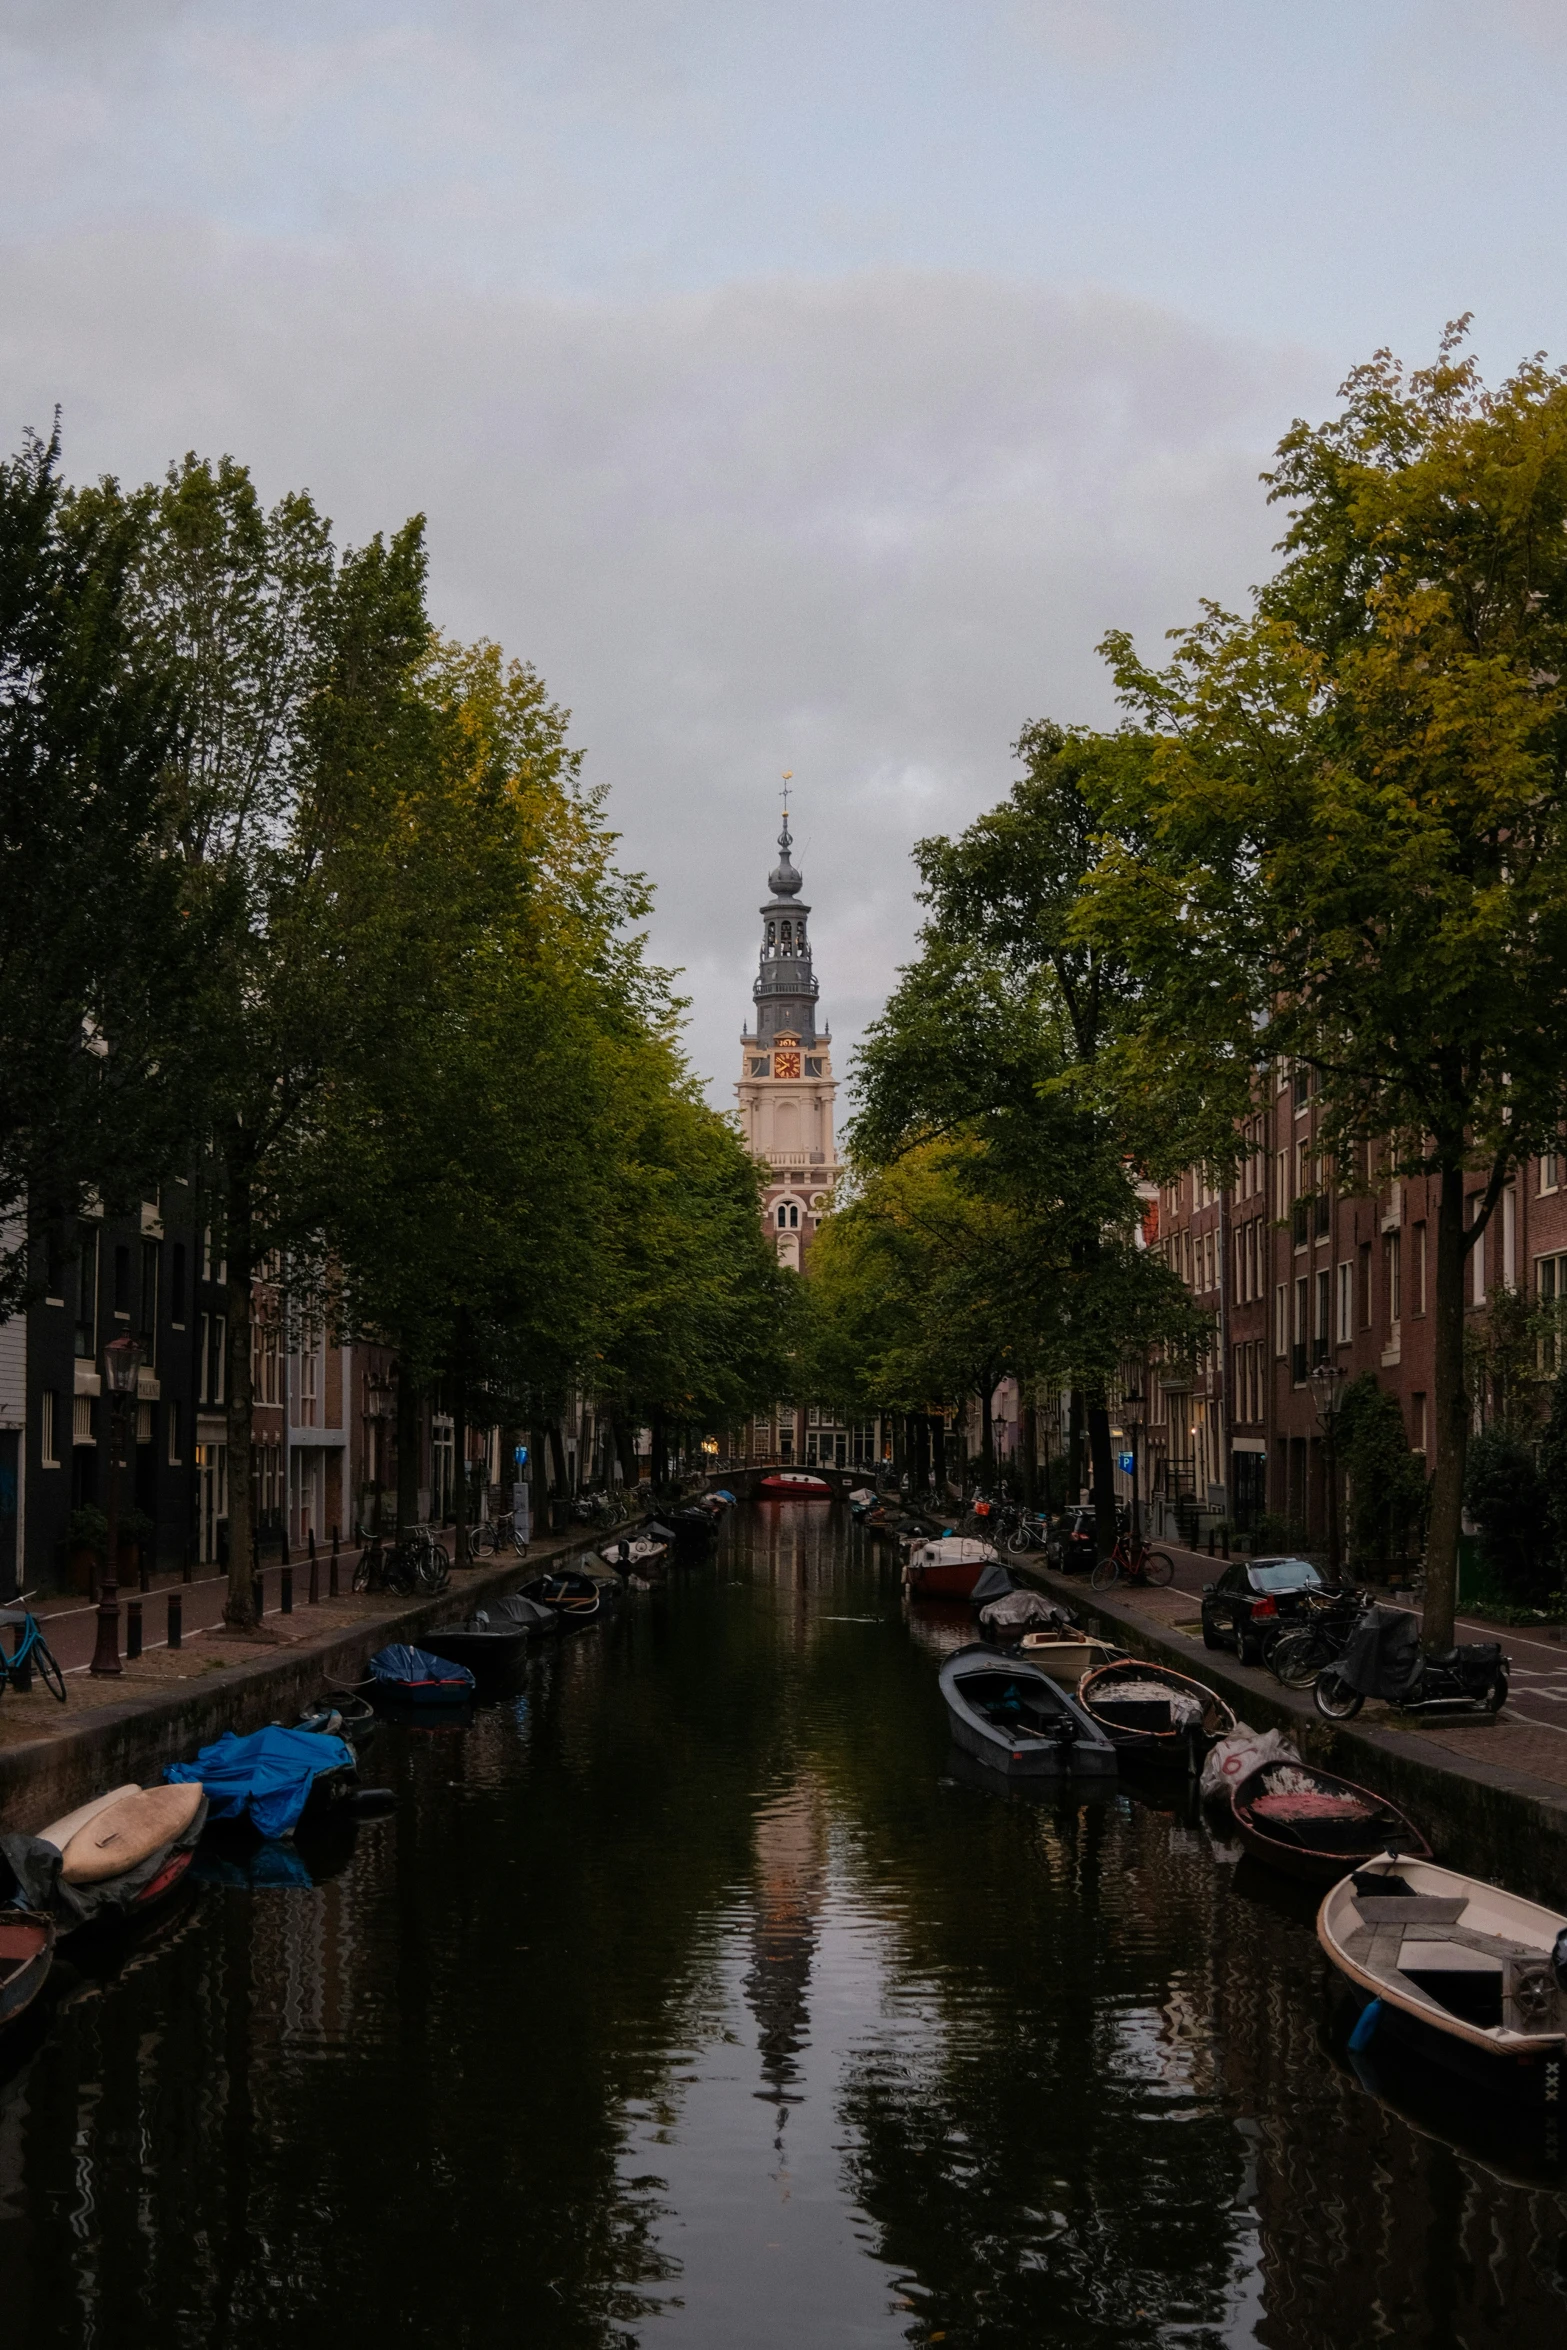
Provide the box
[90,1334,141,1675]
[1123,1388,1146,1541]
[1309,1360,1348,1583]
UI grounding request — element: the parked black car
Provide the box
[1049,1504,1128,1576]
[1201,1555,1325,1665]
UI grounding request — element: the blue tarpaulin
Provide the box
[368,1643,476,1698]
[165,1724,355,1839]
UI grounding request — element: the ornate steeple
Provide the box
[751,803,820,1047]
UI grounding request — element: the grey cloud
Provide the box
[0,233,1327,1099]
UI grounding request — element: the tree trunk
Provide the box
[529,1425,549,1536]
[1067,1388,1085,1504]
[1088,1400,1118,1567]
[613,1415,638,1492]
[452,1360,468,1569]
[1021,1398,1039,1511]
[222,1158,257,1629]
[892,1413,907,1481]
[1425,1162,1469,1653]
[930,1414,946,1496]
[548,1421,569,1503]
[980,1380,995,1490]
[395,1364,421,1534]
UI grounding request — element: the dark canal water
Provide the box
[3,1503,1566,2348]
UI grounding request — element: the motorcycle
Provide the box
[1314,1603,1508,1722]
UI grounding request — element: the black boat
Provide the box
[422,1607,537,1673]
[488,1589,563,1636]
[0,1913,54,2031]
[938,1644,1118,1780]
[514,1570,620,1625]
[297,1692,379,1745]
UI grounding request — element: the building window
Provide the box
[1412,1221,1427,1316]
[170,1240,186,1327]
[1541,1150,1560,1196]
[113,1242,131,1318]
[1386,1230,1401,1329]
[73,1394,96,1445]
[1336,1261,1352,1345]
[1315,1268,1330,1364]
[168,1401,182,1466]
[139,1237,160,1365]
[1293,1274,1308,1382]
[40,1390,60,1468]
[1358,1242,1372,1329]
[1275,1283,1288,1359]
[1471,1199,1486,1306]
[1411,1392,1427,1456]
[207,1314,227,1406]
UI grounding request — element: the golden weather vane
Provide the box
[780,770,793,825]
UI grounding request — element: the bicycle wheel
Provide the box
[1314,1669,1363,1722]
[1270,1631,1328,1690]
[352,1553,373,1593]
[470,1523,497,1557]
[1089,1557,1120,1592]
[1142,1550,1175,1588]
[29,1635,67,1704]
[416,1546,450,1594]
[1006,1525,1031,1554]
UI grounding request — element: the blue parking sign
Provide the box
[1117,1452,1135,1476]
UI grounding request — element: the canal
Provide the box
[2,1504,1565,2347]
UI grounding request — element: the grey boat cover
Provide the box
[2,1791,208,1928]
[969,1560,1015,1605]
[979,1589,1070,1635]
[490,1591,560,1634]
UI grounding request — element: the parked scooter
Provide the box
[1314,1603,1508,1721]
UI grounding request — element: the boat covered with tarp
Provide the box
[167,1723,358,1835]
[4,1781,210,1927]
[366,1644,477,1704]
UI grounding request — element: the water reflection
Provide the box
[0,1501,1561,2346]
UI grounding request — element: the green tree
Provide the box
[0,426,195,1308]
[1084,328,1567,1648]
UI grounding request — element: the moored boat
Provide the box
[938,1644,1118,1780]
[3,1782,210,1932]
[0,1913,55,2031]
[1075,1658,1236,1767]
[1231,1758,1431,1887]
[421,1611,537,1673]
[600,1536,670,1574]
[514,1570,621,1625]
[1319,1854,1567,2105]
[1015,1627,1123,1685]
[904,1536,1000,1602]
[367,1643,477,1704]
[757,1469,833,1495]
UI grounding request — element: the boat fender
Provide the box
[1347,1998,1384,2055]
[1553,1928,1567,1993]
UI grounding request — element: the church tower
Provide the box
[736,801,840,1272]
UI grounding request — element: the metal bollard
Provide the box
[252,1572,264,1621]
[1207,1527,1216,1557]
[330,1527,340,1599]
[167,1590,182,1650]
[139,1546,150,1595]
[280,1563,293,1616]
[308,1528,319,1606]
[127,1597,143,1661]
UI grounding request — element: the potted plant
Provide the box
[65,1504,108,1595]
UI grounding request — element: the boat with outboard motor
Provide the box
[939,1644,1118,1779]
[366,1643,477,1705]
[421,1607,539,1674]
[1075,1658,1236,1769]
[514,1569,621,1625]
[1319,1853,1567,2104]
[757,1469,834,1495]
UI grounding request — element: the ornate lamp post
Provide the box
[1309,1360,1348,1583]
[90,1334,141,1675]
[1123,1386,1146,1542]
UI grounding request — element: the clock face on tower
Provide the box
[773,1050,802,1080]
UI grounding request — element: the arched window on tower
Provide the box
[790,1202,799,1228]
[781,920,792,948]
[796,922,806,950]
[777,1203,787,1229]
[766,922,776,950]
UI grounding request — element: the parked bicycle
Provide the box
[1090,1533,1176,1591]
[1267,1587,1371,1689]
[467,1510,525,1557]
[354,1527,450,1596]
[1005,1510,1051,1554]
[0,1596,68,1703]
[1314,1605,1508,1722]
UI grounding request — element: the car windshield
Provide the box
[1250,1559,1322,1593]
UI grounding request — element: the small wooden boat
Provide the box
[757,1469,833,1495]
[905,1536,1000,1602]
[421,1610,536,1673]
[298,1693,379,1744]
[847,1487,878,1517]
[1016,1627,1123,1685]
[1075,1659,1236,1768]
[489,1591,561,1637]
[600,1536,670,1574]
[1320,1854,1567,2104]
[514,1570,620,1625]
[367,1643,477,1704]
[939,1644,1118,1780]
[1231,1758,1431,1887]
[0,1913,55,2032]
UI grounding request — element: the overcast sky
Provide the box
[5,1,1566,1099]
